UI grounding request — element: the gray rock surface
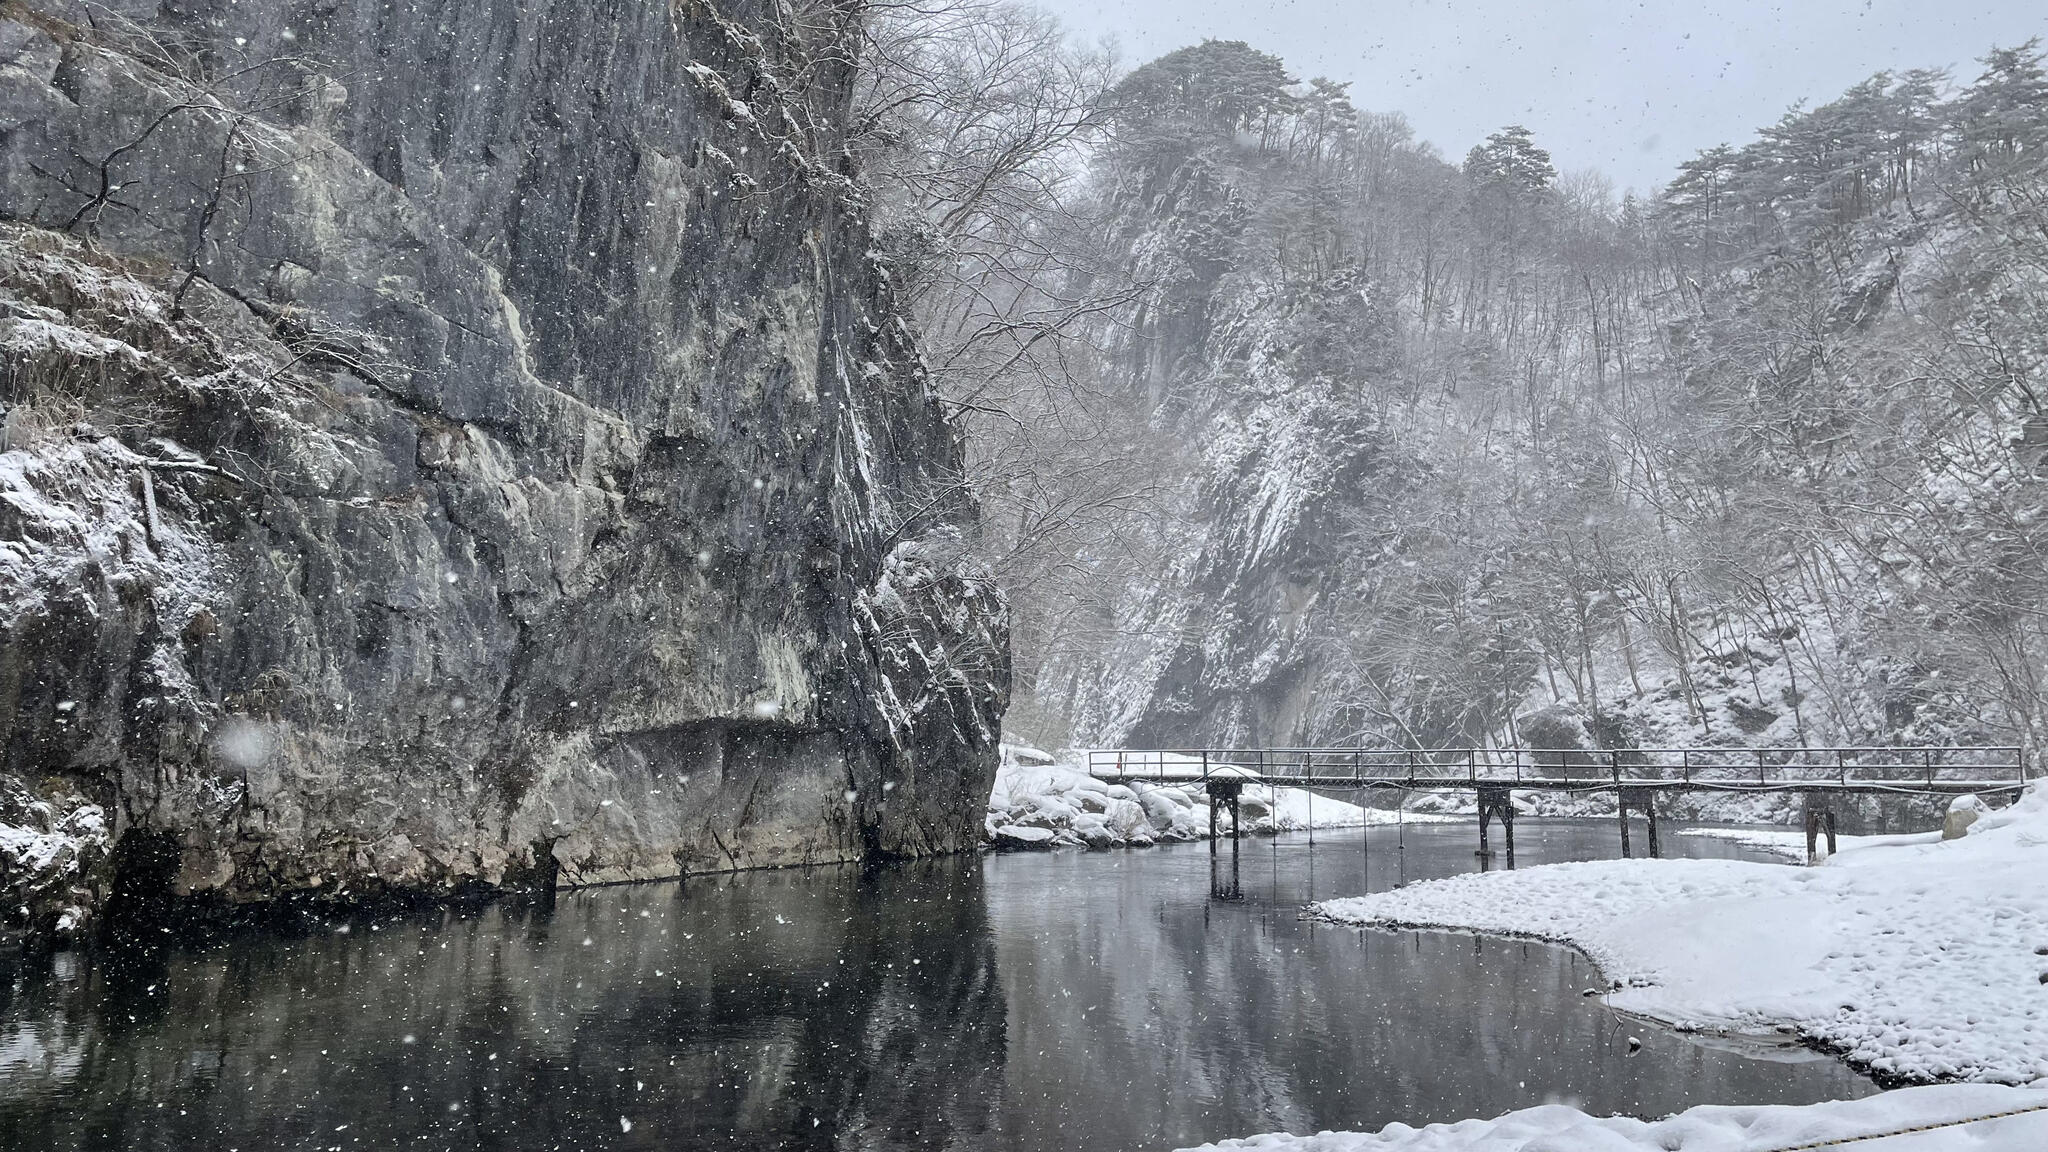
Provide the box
[0,0,1008,940]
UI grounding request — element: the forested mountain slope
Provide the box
[0,0,1007,946]
[1003,38,2048,764]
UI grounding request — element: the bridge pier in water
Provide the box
[1476,785,1515,861]
[1205,778,1246,899]
[1618,787,1660,859]
[1205,778,1245,852]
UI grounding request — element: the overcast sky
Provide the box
[1032,0,2048,193]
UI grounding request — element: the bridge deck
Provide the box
[1086,746,2029,795]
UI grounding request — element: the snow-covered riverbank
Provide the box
[1314,783,2048,1085]
[986,749,1448,851]
[1675,825,1939,861]
[1177,1083,2048,1151]
[1177,787,2048,1150]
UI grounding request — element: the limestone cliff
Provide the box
[0,0,1008,944]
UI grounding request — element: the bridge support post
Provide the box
[1803,801,1842,864]
[1206,779,1246,854]
[1476,785,1515,860]
[1616,787,1658,859]
[1645,792,1660,859]
[1617,791,1631,858]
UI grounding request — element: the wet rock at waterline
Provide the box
[0,0,1008,948]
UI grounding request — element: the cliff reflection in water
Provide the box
[0,861,1004,1151]
[0,824,1875,1152]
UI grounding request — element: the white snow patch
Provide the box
[1316,784,2048,1085]
[1677,826,1941,861]
[1177,1083,2048,1151]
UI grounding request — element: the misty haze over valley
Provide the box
[0,2,2045,1149]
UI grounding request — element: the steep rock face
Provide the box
[0,0,1007,940]
[1054,332,1385,749]
[1035,148,1394,750]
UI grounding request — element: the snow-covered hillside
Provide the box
[1009,40,2048,804]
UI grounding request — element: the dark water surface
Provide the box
[0,820,1875,1151]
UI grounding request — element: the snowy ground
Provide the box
[1186,787,2048,1150]
[1315,783,2048,1086]
[986,747,1448,851]
[1177,1084,2048,1151]
[1676,826,1941,861]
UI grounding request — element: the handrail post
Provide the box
[1469,748,1477,785]
[1199,750,1207,785]
[1757,748,1766,786]
[1682,747,1690,785]
[1925,748,1934,788]
[1838,748,1847,788]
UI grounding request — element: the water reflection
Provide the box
[1208,843,1245,901]
[0,821,1875,1151]
[0,863,1002,1151]
[983,821,1874,1149]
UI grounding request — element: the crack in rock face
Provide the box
[0,0,1009,945]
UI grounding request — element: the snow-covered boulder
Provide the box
[1943,793,1984,840]
[989,825,1057,852]
[1137,788,1186,830]
[987,744,1435,851]
[1005,743,1056,767]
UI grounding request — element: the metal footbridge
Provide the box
[1086,746,2027,795]
[1087,745,2028,864]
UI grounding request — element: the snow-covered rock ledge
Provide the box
[1177,1083,2048,1151]
[1313,783,2048,1086]
[988,747,1447,851]
[0,778,109,948]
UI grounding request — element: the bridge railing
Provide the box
[1084,746,2029,791]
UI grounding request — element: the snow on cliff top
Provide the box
[1315,784,2048,1086]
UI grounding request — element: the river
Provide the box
[0,819,1876,1151]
